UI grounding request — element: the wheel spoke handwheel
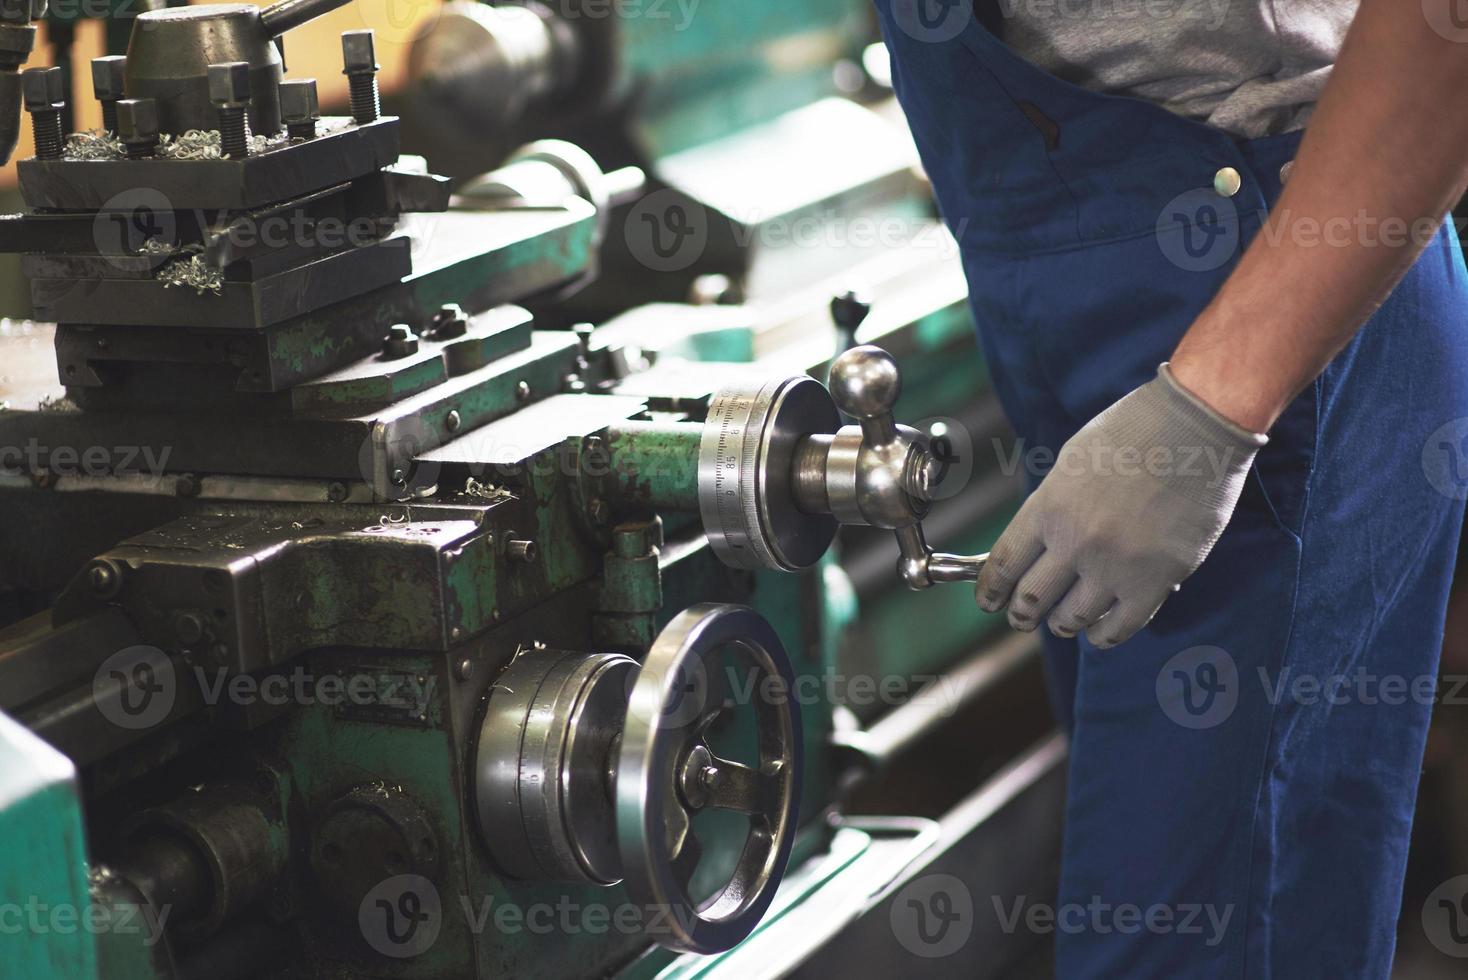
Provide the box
[472,603,802,955]
[617,603,802,954]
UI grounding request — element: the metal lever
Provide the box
[259,0,355,36]
[827,346,989,590]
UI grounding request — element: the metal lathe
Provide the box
[0,1,1065,977]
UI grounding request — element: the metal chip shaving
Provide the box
[63,131,125,161]
[158,253,224,296]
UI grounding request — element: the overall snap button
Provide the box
[1213,166,1242,197]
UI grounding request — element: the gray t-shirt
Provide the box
[998,0,1359,138]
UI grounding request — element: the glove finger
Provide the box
[975,519,1044,613]
[1046,579,1115,639]
[1085,591,1170,650]
[1006,551,1076,632]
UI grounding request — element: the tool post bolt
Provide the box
[207,61,252,159]
[341,30,379,124]
[21,65,63,159]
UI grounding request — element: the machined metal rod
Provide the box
[259,0,354,36]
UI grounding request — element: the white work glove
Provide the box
[976,364,1267,648]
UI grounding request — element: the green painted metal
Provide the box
[595,519,666,647]
[407,208,598,318]
[614,0,870,157]
[601,422,703,514]
[0,711,98,979]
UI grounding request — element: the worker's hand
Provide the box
[975,365,1266,648]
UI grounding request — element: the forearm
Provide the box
[1171,0,1468,432]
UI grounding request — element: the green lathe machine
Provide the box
[0,1,1064,976]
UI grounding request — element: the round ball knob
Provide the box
[829,345,901,419]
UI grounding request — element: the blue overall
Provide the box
[874,2,1468,976]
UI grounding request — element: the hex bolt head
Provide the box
[21,65,62,111]
[207,61,251,107]
[341,30,378,73]
[431,303,468,339]
[381,323,420,359]
[116,98,159,139]
[279,77,319,138]
[116,98,160,157]
[90,55,125,100]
